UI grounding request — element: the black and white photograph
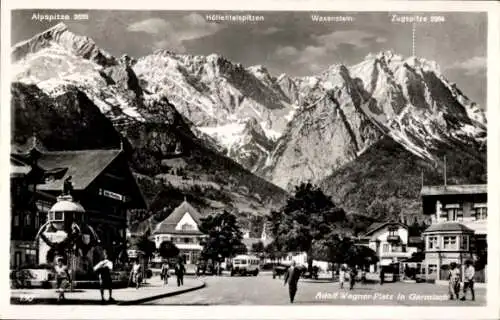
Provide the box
[2,1,499,319]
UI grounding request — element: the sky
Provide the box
[11,10,487,107]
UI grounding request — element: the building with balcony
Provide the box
[358,222,418,273]
[421,184,487,282]
[152,201,207,266]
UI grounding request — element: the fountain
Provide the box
[35,195,101,290]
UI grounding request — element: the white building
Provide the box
[152,201,207,266]
[358,222,418,273]
[421,184,487,282]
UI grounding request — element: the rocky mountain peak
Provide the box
[12,22,117,67]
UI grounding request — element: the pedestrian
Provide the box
[129,259,142,289]
[93,251,115,303]
[284,261,301,303]
[361,269,367,284]
[161,261,170,285]
[339,265,346,289]
[461,260,475,301]
[380,268,385,285]
[349,265,357,290]
[54,256,71,302]
[175,259,185,286]
[448,262,461,300]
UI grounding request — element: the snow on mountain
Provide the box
[11,24,153,124]
[12,22,117,67]
[260,51,486,189]
[11,23,486,194]
[133,50,298,169]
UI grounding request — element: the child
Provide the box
[339,265,346,289]
[130,259,142,289]
[54,256,71,302]
[161,261,170,285]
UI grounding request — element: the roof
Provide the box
[421,184,487,196]
[11,162,32,177]
[423,222,474,233]
[35,150,121,191]
[153,201,203,235]
[362,221,407,237]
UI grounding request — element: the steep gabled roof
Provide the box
[362,221,408,237]
[153,201,203,235]
[35,150,121,191]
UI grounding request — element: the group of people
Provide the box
[52,249,188,304]
[160,260,186,287]
[448,260,476,301]
[338,264,359,290]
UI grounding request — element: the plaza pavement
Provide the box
[147,273,486,306]
[11,276,205,305]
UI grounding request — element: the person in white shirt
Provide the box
[448,262,461,300]
[338,265,346,289]
[93,251,114,303]
[461,260,475,301]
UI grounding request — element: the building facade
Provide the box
[152,201,207,266]
[10,141,146,269]
[358,222,418,273]
[421,184,487,282]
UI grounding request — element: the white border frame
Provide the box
[1,1,499,319]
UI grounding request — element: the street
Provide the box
[145,273,486,306]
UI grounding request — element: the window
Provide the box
[443,204,462,221]
[383,244,390,252]
[54,212,64,221]
[181,223,194,231]
[25,213,31,226]
[428,264,437,274]
[14,214,19,227]
[184,238,191,243]
[427,236,438,250]
[388,227,398,237]
[460,235,469,250]
[475,207,487,220]
[443,236,457,250]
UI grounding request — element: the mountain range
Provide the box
[10,22,487,225]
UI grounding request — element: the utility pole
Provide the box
[444,156,447,187]
[412,23,416,57]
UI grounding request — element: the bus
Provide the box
[230,255,260,276]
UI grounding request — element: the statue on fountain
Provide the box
[63,176,73,196]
